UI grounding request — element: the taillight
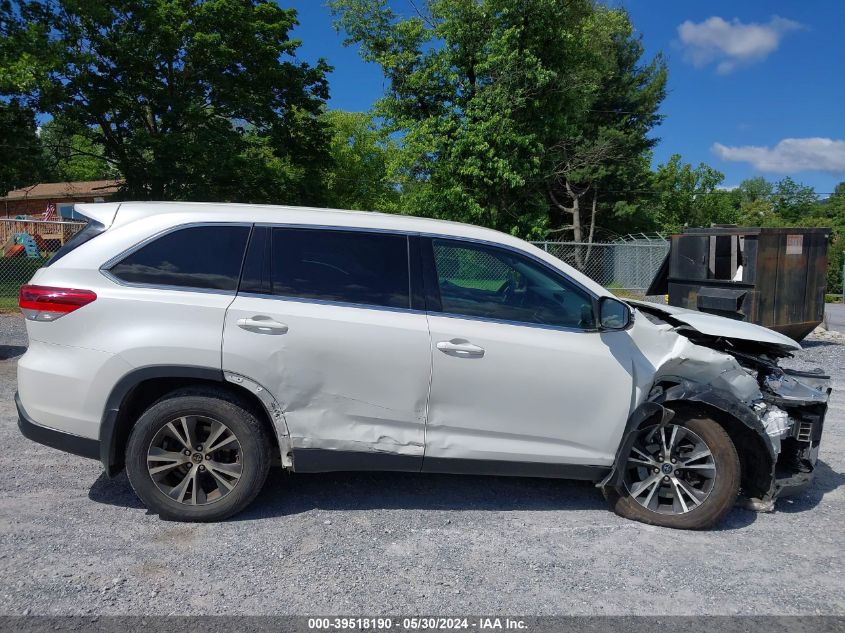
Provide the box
[19,285,97,321]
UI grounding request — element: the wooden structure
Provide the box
[0,218,86,257]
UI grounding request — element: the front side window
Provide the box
[259,228,410,309]
[431,239,594,329]
[109,225,250,291]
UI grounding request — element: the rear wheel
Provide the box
[125,388,271,521]
[604,414,740,529]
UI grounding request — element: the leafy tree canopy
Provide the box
[651,154,737,232]
[14,0,332,202]
[321,110,401,212]
[330,0,666,239]
[39,118,119,181]
[0,99,49,195]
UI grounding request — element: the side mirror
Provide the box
[598,296,632,330]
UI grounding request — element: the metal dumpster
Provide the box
[647,226,832,341]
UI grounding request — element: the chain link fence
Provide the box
[531,240,669,301]
[0,219,86,311]
[0,218,669,311]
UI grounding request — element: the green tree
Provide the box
[39,118,120,181]
[735,177,776,225]
[734,176,821,227]
[322,110,401,212]
[547,10,666,246]
[0,1,51,194]
[772,177,818,223]
[0,100,48,195]
[330,0,666,241]
[811,182,845,294]
[17,0,331,202]
[651,155,738,231]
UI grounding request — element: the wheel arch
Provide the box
[99,366,288,477]
[602,381,776,500]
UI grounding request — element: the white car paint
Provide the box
[16,201,805,469]
[624,311,763,405]
[627,300,801,351]
[222,295,431,458]
[423,316,635,466]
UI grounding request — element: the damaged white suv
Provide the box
[16,202,831,529]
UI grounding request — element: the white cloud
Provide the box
[678,16,803,74]
[712,138,845,173]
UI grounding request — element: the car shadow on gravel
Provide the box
[88,468,616,516]
[87,468,774,529]
[775,460,845,514]
[88,472,146,510]
[796,339,842,351]
[0,345,26,360]
[243,470,613,518]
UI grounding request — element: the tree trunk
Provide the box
[585,188,597,265]
[565,181,583,243]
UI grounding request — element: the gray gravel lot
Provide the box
[0,314,843,616]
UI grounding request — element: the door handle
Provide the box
[236,317,289,334]
[436,340,485,357]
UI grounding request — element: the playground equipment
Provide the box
[2,232,43,258]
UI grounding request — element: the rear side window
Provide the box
[47,219,106,266]
[109,225,250,291]
[241,227,410,309]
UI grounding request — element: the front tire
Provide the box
[604,414,740,530]
[125,388,271,522]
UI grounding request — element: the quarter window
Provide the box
[259,228,411,309]
[109,225,250,291]
[431,239,594,328]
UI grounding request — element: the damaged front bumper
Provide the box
[760,368,831,503]
[601,366,831,512]
[621,302,833,511]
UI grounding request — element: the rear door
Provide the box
[222,226,432,471]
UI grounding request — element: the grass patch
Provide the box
[0,256,46,313]
[445,278,503,291]
[0,296,19,313]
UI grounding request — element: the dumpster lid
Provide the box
[627,300,801,352]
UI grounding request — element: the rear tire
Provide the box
[125,388,271,522]
[604,414,740,530]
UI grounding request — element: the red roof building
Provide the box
[1,180,122,217]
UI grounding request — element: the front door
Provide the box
[222,226,432,471]
[421,237,635,472]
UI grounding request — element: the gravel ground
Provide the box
[0,313,843,616]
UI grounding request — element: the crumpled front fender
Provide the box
[600,380,776,498]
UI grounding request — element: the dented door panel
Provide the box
[222,296,432,463]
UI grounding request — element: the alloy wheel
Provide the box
[146,415,243,506]
[623,423,716,515]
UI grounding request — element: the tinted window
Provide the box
[431,239,594,328]
[263,228,410,309]
[240,226,271,295]
[47,218,106,267]
[110,225,250,291]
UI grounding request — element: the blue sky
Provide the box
[286,0,845,195]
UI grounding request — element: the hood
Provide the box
[627,300,801,353]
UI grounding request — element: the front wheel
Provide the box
[604,414,740,529]
[125,388,271,522]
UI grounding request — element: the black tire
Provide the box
[125,387,271,522]
[604,414,740,530]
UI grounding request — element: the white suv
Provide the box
[16,202,830,528]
